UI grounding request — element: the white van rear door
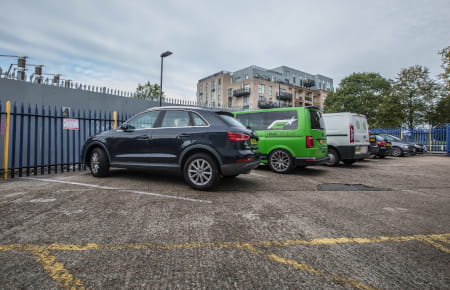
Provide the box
[352,115,370,146]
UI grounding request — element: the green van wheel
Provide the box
[268,149,294,174]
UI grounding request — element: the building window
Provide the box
[244,84,250,92]
[245,74,249,80]
[258,84,265,94]
[211,80,216,91]
[259,95,265,102]
[228,96,233,108]
[293,75,296,84]
[228,88,233,97]
[269,86,272,96]
[243,96,249,107]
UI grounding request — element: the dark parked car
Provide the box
[368,134,380,159]
[81,107,260,190]
[373,134,392,158]
[379,134,415,157]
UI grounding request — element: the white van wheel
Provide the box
[326,149,340,166]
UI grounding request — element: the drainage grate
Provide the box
[317,183,388,191]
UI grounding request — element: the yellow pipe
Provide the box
[3,101,11,179]
[429,128,432,151]
[113,111,118,129]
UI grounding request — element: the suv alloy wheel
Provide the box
[183,153,221,190]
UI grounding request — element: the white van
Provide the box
[323,113,370,166]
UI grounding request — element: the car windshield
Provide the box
[218,113,247,128]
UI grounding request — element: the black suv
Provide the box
[81,107,260,190]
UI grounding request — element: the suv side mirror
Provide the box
[119,123,129,131]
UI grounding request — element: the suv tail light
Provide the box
[377,141,387,146]
[349,125,354,143]
[306,136,314,148]
[227,132,250,142]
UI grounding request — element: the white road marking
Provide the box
[250,172,268,178]
[4,192,27,198]
[23,177,212,204]
[382,207,409,212]
[29,198,57,203]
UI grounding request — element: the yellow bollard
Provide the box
[113,111,118,129]
[2,101,11,179]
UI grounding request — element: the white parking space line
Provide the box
[250,172,269,178]
[23,177,212,204]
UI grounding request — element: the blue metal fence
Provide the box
[1,101,131,178]
[371,127,448,153]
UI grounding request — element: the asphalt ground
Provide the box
[0,155,449,289]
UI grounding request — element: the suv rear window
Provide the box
[218,114,247,129]
[309,110,324,129]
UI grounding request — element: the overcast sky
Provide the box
[0,0,449,100]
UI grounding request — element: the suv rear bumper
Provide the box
[295,156,330,166]
[221,159,260,176]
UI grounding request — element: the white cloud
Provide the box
[1,0,449,100]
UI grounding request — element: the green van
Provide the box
[234,107,329,173]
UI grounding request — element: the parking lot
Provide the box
[0,155,449,289]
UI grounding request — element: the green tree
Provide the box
[135,81,162,101]
[324,73,392,127]
[392,65,440,128]
[430,96,450,126]
[376,93,405,128]
[429,46,450,126]
[438,46,450,94]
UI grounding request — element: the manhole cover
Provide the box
[318,183,388,191]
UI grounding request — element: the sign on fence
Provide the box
[63,118,79,130]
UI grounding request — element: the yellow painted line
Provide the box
[419,238,450,253]
[240,244,378,290]
[2,101,11,179]
[30,246,84,289]
[2,233,449,252]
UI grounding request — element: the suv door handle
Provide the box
[177,134,190,139]
[136,135,150,140]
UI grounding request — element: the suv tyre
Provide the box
[90,148,110,177]
[184,153,221,190]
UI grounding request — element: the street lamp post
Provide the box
[159,51,172,107]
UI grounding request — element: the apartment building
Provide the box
[196,65,333,110]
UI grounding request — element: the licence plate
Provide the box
[386,143,391,146]
[369,138,376,142]
[319,139,326,145]
[250,138,257,145]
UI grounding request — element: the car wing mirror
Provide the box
[119,123,129,131]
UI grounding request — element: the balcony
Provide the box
[305,97,312,102]
[233,88,250,97]
[276,92,293,100]
[258,100,279,109]
[303,79,315,89]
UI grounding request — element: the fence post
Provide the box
[446,123,450,156]
[2,101,11,179]
[113,111,118,129]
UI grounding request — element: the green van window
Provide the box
[264,110,297,130]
